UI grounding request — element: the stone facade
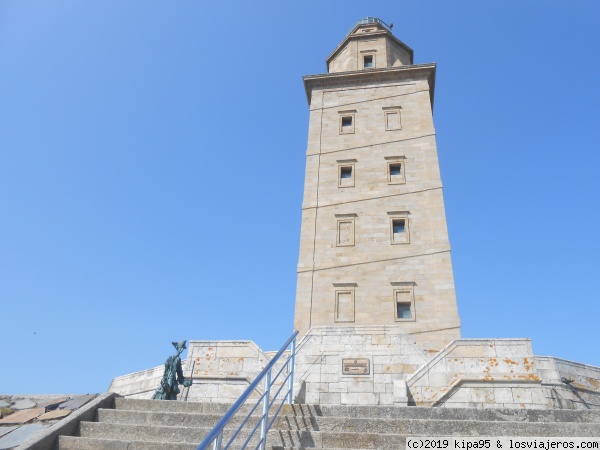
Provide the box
[292,325,427,406]
[294,18,460,352]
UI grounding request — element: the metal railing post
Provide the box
[259,369,272,450]
[287,337,296,404]
[195,331,298,450]
[212,430,222,450]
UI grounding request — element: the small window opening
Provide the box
[393,219,405,236]
[363,55,374,68]
[341,116,353,128]
[396,302,412,319]
[340,166,352,179]
[389,163,402,177]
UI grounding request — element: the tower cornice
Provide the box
[303,63,437,110]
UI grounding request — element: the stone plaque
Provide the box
[342,358,370,375]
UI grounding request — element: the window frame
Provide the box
[339,110,356,134]
[335,213,357,247]
[333,283,357,323]
[391,282,416,322]
[337,159,357,188]
[385,156,406,185]
[383,106,402,131]
[388,211,410,245]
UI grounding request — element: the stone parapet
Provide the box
[407,338,548,408]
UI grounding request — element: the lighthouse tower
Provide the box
[294,18,460,352]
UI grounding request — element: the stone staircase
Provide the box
[58,398,600,449]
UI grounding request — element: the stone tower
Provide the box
[294,18,460,352]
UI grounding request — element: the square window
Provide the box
[389,214,410,244]
[339,113,355,134]
[397,302,412,319]
[338,162,355,187]
[392,284,416,322]
[363,55,374,68]
[340,166,352,178]
[393,219,405,235]
[386,158,406,184]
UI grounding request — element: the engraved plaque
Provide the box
[342,358,370,375]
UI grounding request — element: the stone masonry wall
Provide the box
[293,325,429,405]
[185,340,286,404]
[537,356,600,410]
[407,339,548,409]
[109,340,288,404]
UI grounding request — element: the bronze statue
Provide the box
[152,340,192,400]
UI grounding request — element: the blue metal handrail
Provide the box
[195,330,298,450]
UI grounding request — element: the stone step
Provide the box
[114,397,237,415]
[273,415,600,436]
[99,405,600,437]
[76,420,600,450]
[78,421,268,448]
[114,399,600,424]
[58,435,198,449]
[79,422,211,444]
[101,407,592,436]
[293,404,600,423]
[97,408,257,429]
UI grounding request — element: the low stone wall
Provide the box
[537,356,600,410]
[185,340,273,404]
[108,330,600,410]
[108,363,178,399]
[109,340,288,404]
[293,325,430,405]
[407,339,548,408]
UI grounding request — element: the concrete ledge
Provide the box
[17,392,119,450]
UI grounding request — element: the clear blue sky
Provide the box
[1,1,599,394]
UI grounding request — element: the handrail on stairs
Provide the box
[196,330,299,450]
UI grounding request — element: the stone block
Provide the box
[494,341,533,358]
[428,372,447,387]
[494,387,514,403]
[341,393,358,404]
[320,373,340,383]
[471,388,495,404]
[304,392,320,404]
[306,382,328,393]
[348,381,374,393]
[320,392,341,404]
[447,387,471,403]
[356,393,378,404]
[216,344,257,359]
[512,387,533,405]
[379,393,396,405]
[393,379,408,398]
[328,382,348,393]
[531,387,550,406]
